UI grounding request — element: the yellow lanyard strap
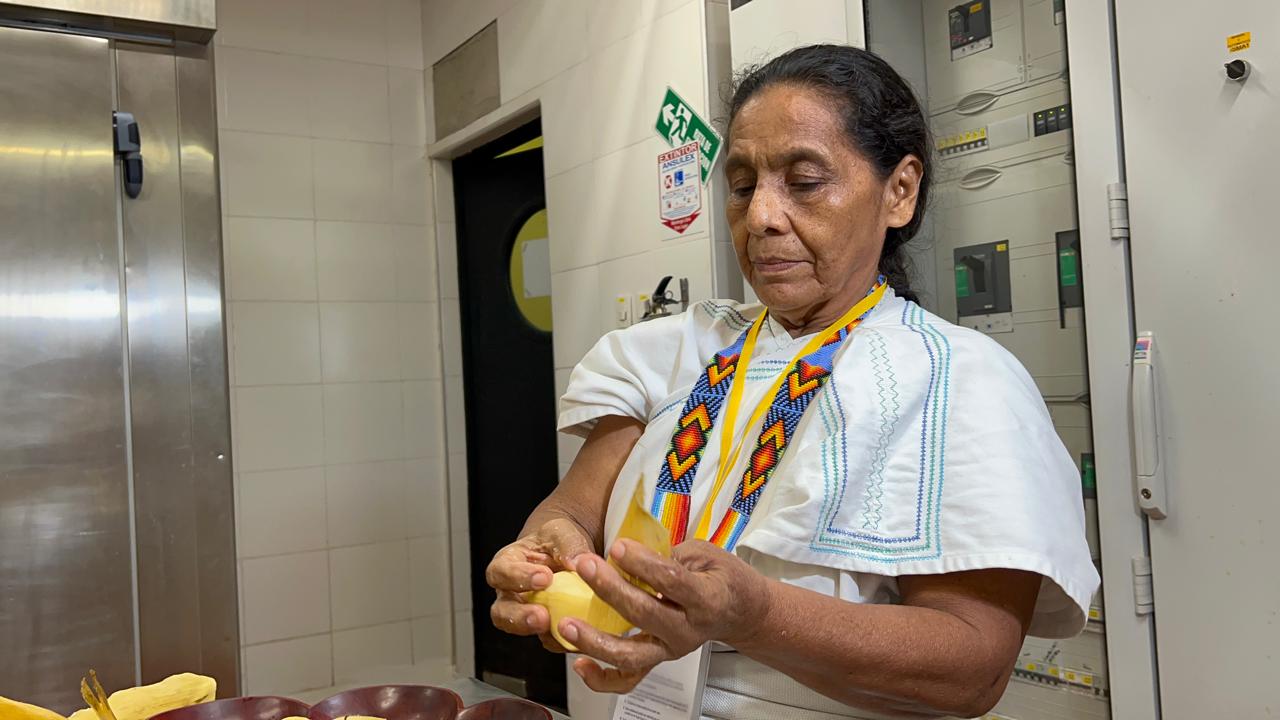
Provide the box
[693,282,887,541]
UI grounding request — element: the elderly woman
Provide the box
[486,44,1098,719]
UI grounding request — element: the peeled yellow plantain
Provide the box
[66,674,215,720]
[526,477,672,651]
[0,696,68,720]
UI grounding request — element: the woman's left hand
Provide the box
[562,538,772,693]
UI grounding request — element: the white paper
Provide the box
[611,645,711,720]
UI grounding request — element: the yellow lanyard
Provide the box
[692,282,888,540]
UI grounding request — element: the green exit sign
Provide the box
[654,87,722,184]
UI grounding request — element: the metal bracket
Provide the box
[1132,556,1155,616]
[1107,182,1129,241]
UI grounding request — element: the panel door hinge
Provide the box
[1108,182,1129,241]
[1132,555,1155,615]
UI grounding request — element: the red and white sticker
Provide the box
[658,141,701,234]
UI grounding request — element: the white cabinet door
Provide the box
[1114,1,1280,716]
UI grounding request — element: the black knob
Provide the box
[1225,59,1251,81]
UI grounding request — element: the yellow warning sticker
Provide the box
[1228,31,1251,53]
[970,2,984,13]
[996,242,1008,252]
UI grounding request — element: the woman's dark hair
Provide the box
[727,44,932,302]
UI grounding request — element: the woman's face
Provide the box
[724,83,921,319]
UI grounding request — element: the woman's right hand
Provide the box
[486,517,595,652]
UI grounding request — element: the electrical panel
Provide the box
[1033,103,1072,136]
[1056,229,1082,310]
[1023,0,1068,81]
[932,82,1071,173]
[948,0,993,59]
[923,0,1026,113]
[954,240,1012,318]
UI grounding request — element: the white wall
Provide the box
[421,0,731,711]
[214,0,453,695]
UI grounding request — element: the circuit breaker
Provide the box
[954,240,1012,318]
[923,0,1025,113]
[1056,229,1083,311]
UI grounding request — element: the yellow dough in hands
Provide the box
[525,477,672,652]
[0,696,67,720]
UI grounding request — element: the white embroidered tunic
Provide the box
[557,289,1100,718]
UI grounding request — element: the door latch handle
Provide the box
[113,111,143,198]
[1131,331,1168,519]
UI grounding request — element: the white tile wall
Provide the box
[539,61,593,177]
[545,161,598,273]
[224,218,317,301]
[409,537,452,617]
[237,467,328,558]
[314,140,393,222]
[308,59,392,143]
[333,622,414,680]
[585,0,696,53]
[240,551,331,644]
[550,266,601,368]
[231,302,322,386]
[234,385,325,472]
[326,461,408,546]
[412,614,453,664]
[330,540,412,629]
[217,0,446,692]
[323,382,406,464]
[320,303,402,382]
[242,634,334,695]
[221,131,315,219]
[496,0,590,101]
[316,222,399,302]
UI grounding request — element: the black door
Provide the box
[452,118,563,708]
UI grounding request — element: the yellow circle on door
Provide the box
[509,209,553,332]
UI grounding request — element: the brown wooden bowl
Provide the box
[456,698,551,720]
[147,697,310,720]
[307,685,464,720]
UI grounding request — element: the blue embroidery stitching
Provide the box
[698,300,752,331]
[860,330,899,530]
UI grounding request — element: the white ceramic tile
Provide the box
[315,221,398,302]
[389,68,427,146]
[497,0,589,101]
[237,467,327,558]
[585,0,694,53]
[308,58,390,143]
[442,366,467,454]
[225,218,317,301]
[320,303,401,382]
[595,137,710,263]
[323,382,405,464]
[422,72,436,145]
[398,303,441,380]
[326,460,408,546]
[449,531,471,612]
[402,380,445,459]
[452,610,474,675]
[392,148,432,227]
[394,224,438,300]
[431,161,454,223]
[545,162,598,273]
[243,633,333,695]
[550,266,601,368]
[439,298,462,378]
[221,131,314,219]
[215,0,312,55]
[234,385,325,472]
[231,302,322,385]
[412,615,453,664]
[305,0,388,65]
[404,457,449,537]
[588,1,707,158]
[217,47,311,135]
[386,0,425,69]
[313,139,392,223]
[333,621,413,681]
[241,551,331,644]
[597,238,713,334]
[434,223,458,299]
[539,61,593,176]
[409,536,452,617]
[446,453,468,535]
[330,540,412,629]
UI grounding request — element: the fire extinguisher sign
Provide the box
[658,141,701,234]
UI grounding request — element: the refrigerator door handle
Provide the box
[1131,331,1168,519]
